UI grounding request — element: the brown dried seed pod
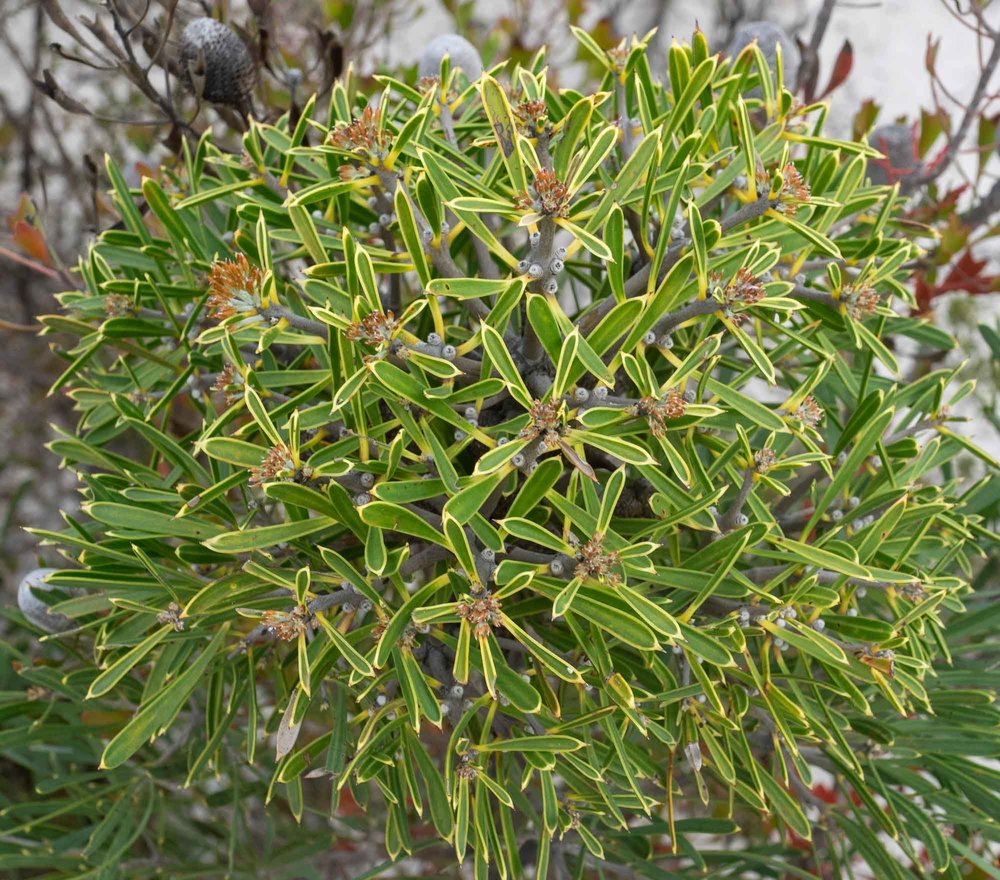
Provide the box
[180,18,257,110]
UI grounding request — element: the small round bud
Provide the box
[847,608,858,617]
[421,227,433,243]
[529,231,541,248]
[376,693,387,706]
[555,246,567,259]
[312,209,324,220]
[360,472,375,488]
[574,387,589,402]
[466,418,478,429]
[449,684,465,699]
[849,495,860,508]
[776,617,786,628]
[440,221,451,235]
[497,437,509,446]
[837,451,848,466]
[512,453,526,467]
[813,618,826,631]
[464,406,477,420]
[832,509,843,521]
[658,335,674,349]
[643,331,656,345]
[367,196,379,209]
[708,506,719,517]
[427,332,442,346]
[549,259,564,273]
[684,389,696,403]
[593,386,608,399]
[855,586,867,598]
[440,701,451,716]
[481,548,495,562]
[454,430,467,441]
[415,621,430,634]
[550,559,564,575]
[355,492,371,505]
[517,260,530,274]
[545,278,559,295]
[795,273,806,285]
[442,344,457,360]
[736,513,749,527]
[528,461,539,473]
[528,263,544,279]
[379,213,391,227]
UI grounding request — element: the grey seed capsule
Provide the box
[464,406,478,419]
[659,335,674,348]
[512,453,526,467]
[643,331,656,345]
[427,332,442,346]
[355,492,371,505]
[440,221,451,235]
[454,430,467,441]
[549,259,564,273]
[466,418,478,429]
[379,213,391,226]
[555,246,567,258]
[497,437,509,446]
[683,389,696,403]
[312,209,324,220]
[593,386,608,399]
[529,231,541,248]
[527,263,544,279]
[574,387,589,402]
[736,513,749,526]
[549,559,564,575]
[849,495,860,508]
[368,222,380,234]
[421,227,433,243]
[517,260,530,273]
[813,619,826,631]
[360,472,375,488]
[855,586,867,598]
[847,608,858,617]
[545,278,559,294]
[367,196,379,208]
[17,568,73,634]
[831,509,843,521]
[481,548,495,562]
[442,344,457,360]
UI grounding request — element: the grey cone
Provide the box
[17,568,74,634]
[418,34,483,82]
[180,17,257,110]
[726,21,800,91]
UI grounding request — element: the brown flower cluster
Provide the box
[250,443,294,487]
[207,253,263,321]
[260,604,313,642]
[211,362,245,405]
[328,106,390,158]
[723,268,766,307]
[514,99,550,136]
[514,169,570,218]
[455,752,479,781]
[104,293,134,317]
[157,602,185,631]
[345,310,399,348]
[457,590,502,639]
[519,399,564,445]
[575,535,622,585]
[635,390,686,437]
[754,448,776,474]
[793,395,824,429]
[776,163,810,215]
[842,282,880,320]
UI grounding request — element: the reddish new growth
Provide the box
[328,106,390,158]
[345,310,399,349]
[457,590,502,639]
[794,395,824,429]
[514,99,550,135]
[250,443,294,487]
[104,293,134,317]
[754,448,776,474]
[514,169,570,218]
[261,604,313,641]
[519,399,564,445]
[635,390,687,437]
[207,253,263,321]
[575,535,621,585]
[776,164,810,215]
[842,282,880,320]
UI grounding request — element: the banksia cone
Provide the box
[180,17,257,112]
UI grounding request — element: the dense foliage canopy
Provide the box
[2,27,998,880]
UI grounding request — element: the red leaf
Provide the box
[11,219,51,266]
[816,39,853,100]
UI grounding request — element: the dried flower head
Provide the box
[575,535,622,585]
[793,395,824,429]
[346,310,399,349]
[157,602,185,631]
[514,169,570,218]
[260,604,312,641]
[607,39,629,71]
[250,443,295,487]
[858,646,896,678]
[514,99,550,135]
[754,448,776,473]
[842,282,880,320]
[519,399,564,444]
[329,106,390,160]
[457,590,503,639]
[207,253,264,322]
[634,391,687,437]
[104,293,134,317]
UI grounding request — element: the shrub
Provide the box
[3,28,998,879]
